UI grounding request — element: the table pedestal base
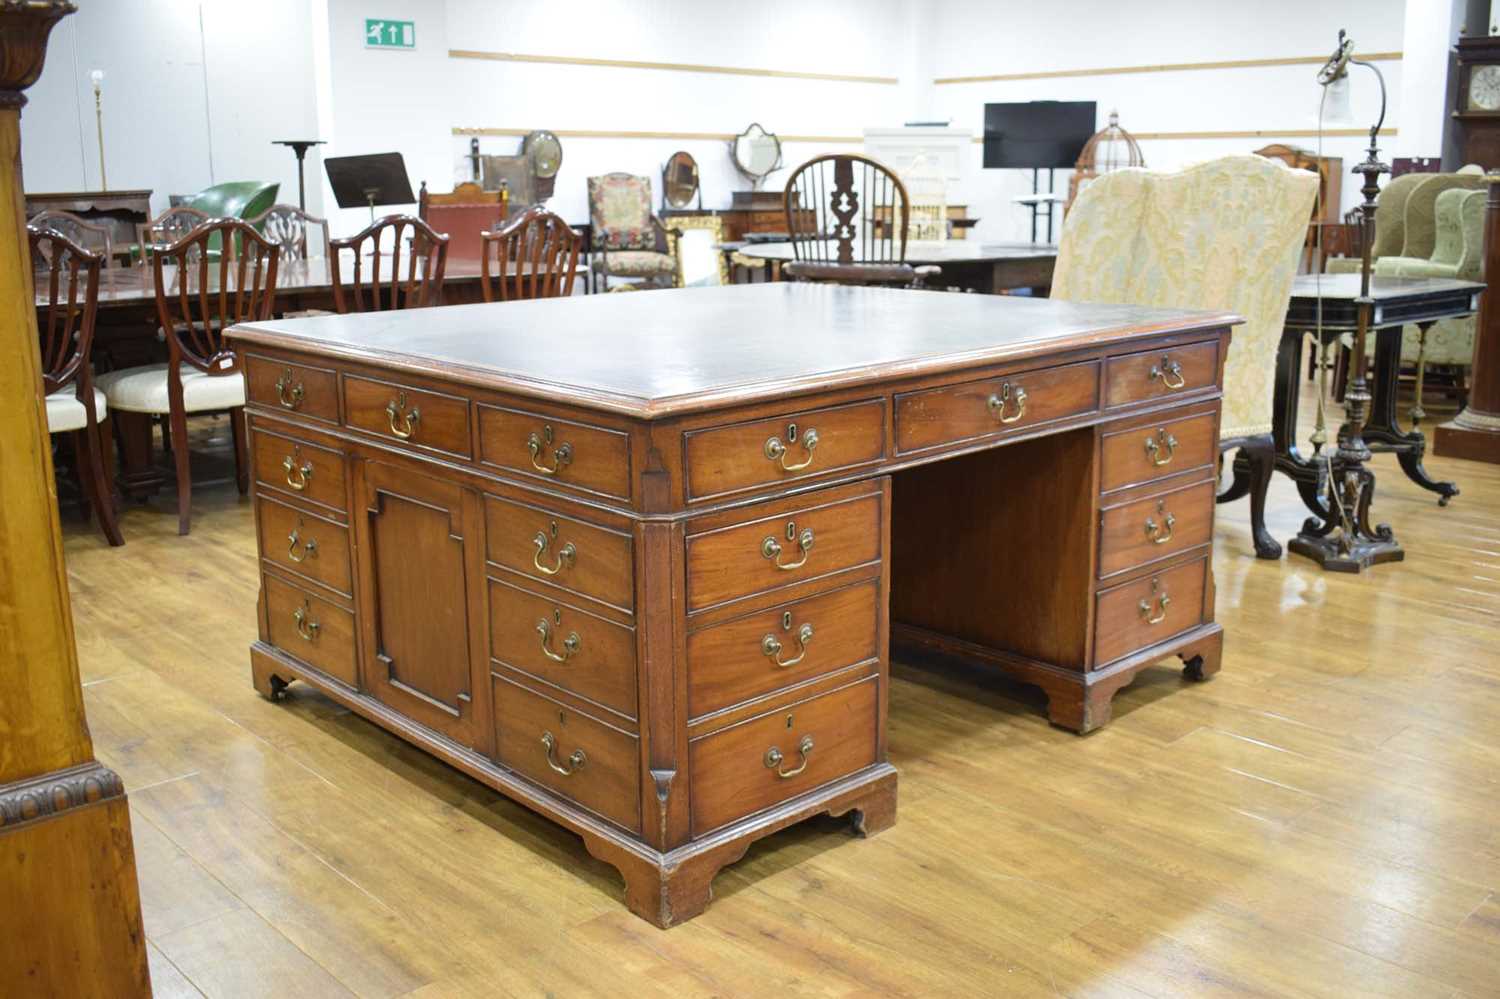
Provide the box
[1287,463,1405,572]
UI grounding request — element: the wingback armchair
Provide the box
[586,173,678,291]
[1053,155,1318,559]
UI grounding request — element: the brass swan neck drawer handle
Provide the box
[533,532,577,575]
[385,391,420,439]
[1143,429,1178,467]
[286,529,318,564]
[764,735,814,779]
[282,452,313,491]
[293,601,320,641]
[275,368,304,409]
[1149,356,1186,389]
[764,425,819,472]
[1138,578,1171,625]
[541,731,586,776]
[987,382,1028,424]
[527,427,573,475]
[762,622,815,669]
[536,616,581,663]
[762,525,815,571]
[1144,501,1176,545]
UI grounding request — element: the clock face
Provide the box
[1470,64,1500,111]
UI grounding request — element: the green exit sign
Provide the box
[365,18,415,49]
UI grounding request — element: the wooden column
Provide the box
[0,3,151,994]
[1436,175,1500,463]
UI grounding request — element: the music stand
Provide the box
[324,152,416,225]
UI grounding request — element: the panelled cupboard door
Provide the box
[360,460,489,752]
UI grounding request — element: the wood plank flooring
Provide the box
[57,403,1500,997]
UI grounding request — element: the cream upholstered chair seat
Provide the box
[44,386,107,434]
[1052,155,1318,558]
[95,364,246,414]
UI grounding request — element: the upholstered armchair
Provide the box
[1325,172,1425,275]
[586,173,679,291]
[1053,155,1318,559]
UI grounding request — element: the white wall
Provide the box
[20,0,322,217]
[928,0,1409,244]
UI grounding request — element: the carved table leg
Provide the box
[1362,322,1460,505]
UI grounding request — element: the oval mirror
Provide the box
[524,130,564,179]
[662,151,699,209]
[732,123,781,186]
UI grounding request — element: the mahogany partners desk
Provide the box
[226,284,1234,927]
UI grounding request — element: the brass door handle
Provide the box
[762,622,814,668]
[286,529,318,564]
[282,452,313,491]
[1149,356,1186,389]
[764,734,814,779]
[1138,579,1171,625]
[1143,429,1178,466]
[275,369,304,409]
[533,532,577,575]
[1143,502,1176,545]
[527,430,573,475]
[536,616,581,663]
[987,382,1028,424]
[385,391,420,439]
[764,426,819,472]
[293,601,319,641]
[541,731,585,776]
[762,526,815,571]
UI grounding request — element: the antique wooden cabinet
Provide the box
[228,284,1230,927]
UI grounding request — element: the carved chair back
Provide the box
[783,154,912,266]
[329,214,449,313]
[249,203,330,262]
[479,207,580,302]
[29,209,115,268]
[587,173,658,250]
[151,218,280,379]
[141,205,216,261]
[28,225,102,397]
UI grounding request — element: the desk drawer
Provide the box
[685,400,885,501]
[477,405,631,500]
[251,428,347,515]
[488,579,638,720]
[493,675,641,833]
[689,677,878,836]
[687,579,880,719]
[263,574,357,688]
[343,375,471,458]
[483,495,634,612]
[895,361,1099,453]
[685,489,883,613]
[1098,411,1217,494]
[256,495,353,597]
[1104,340,1220,407]
[1098,479,1216,579]
[245,355,339,424]
[1094,556,1208,667]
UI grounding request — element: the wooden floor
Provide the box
[58,399,1500,998]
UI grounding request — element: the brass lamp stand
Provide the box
[1289,33,1404,571]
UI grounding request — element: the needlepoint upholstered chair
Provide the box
[586,173,679,291]
[1052,155,1318,559]
[29,225,123,546]
[96,218,281,535]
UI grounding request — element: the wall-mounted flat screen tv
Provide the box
[982,101,1098,169]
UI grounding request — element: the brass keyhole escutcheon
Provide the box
[533,520,577,575]
[986,381,1029,424]
[282,447,313,491]
[1144,499,1176,545]
[1149,356,1186,389]
[537,608,581,663]
[761,610,815,669]
[1137,577,1171,625]
[527,424,573,475]
[385,391,420,439]
[764,422,820,471]
[762,521,815,570]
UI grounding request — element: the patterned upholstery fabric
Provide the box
[1053,155,1318,440]
[601,250,676,277]
[1393,173,1483,260]
[587,174,656,251]
[1326,172,1426,275]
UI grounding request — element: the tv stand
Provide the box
[1014,168,1064,243]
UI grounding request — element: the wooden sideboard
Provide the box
[227,284,1231,927]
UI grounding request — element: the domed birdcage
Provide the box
[1067,110,1144,212]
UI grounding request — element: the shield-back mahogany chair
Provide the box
[479,207,580,302]
[29,209,116,267]
[329,214,448,313]
[137,204,214,262]
[782,153,940,288]
[248,203,331,262]
[29,225,123,546]
[96,218,280,535]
